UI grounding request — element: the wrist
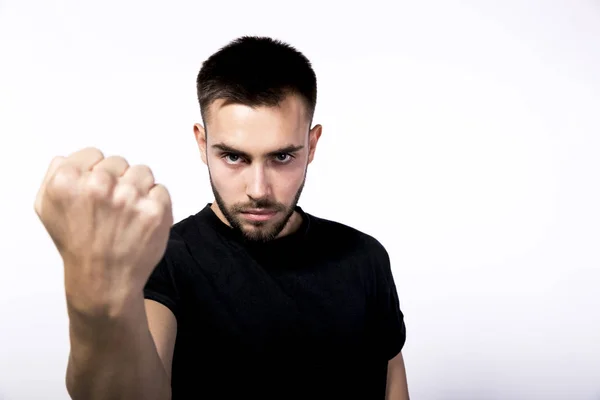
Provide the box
[66,288,144,326]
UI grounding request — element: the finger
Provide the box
[34,155,68,215]
[65,147,105,171]
[135,184,173,234]
[147,184,172,209]
[120,164,155,194]
[78,156,128,202]
[39,156,67,192]
[143,184,173,222]
[92,155,130,179]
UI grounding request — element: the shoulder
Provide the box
[161,208,226,265]
[161,214,199,258]
[306,211,389,260]
[170,213,198,241]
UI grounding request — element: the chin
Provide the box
[242,219,279,233]
[240,229,278,243]
[238,214,290,242]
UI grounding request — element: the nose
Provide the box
[245,164,271,200]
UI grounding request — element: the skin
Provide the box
[193,95,321,242]
[34,147,174,400]
[387,352,410,399]
[192,93,409,398]
[36,92,408,399]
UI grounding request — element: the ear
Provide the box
[307,124,322,164]
[193,123,208,165]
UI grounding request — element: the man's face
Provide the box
[195,94,322,242]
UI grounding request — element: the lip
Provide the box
[240,209,277,222]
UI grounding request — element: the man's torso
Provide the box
[144,205,402,399]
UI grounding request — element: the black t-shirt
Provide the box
[144,203,406,399]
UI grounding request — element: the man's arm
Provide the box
[368,241,408,399]
[386,351,410,400]
[65,297,177,400]
[33,148,178,400]
[145,299,178,380]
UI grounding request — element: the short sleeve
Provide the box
[144,242,181,319]
[370,243,406,360]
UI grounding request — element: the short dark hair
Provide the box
[196,36,317,124]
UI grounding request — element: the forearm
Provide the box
[65,295,171,400]
[386,352,410,400]
[385,380,410,400]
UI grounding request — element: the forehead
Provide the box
[205,95,310,151]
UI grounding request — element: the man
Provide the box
[35,36,409,399]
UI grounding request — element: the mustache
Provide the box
[233,200,285,212]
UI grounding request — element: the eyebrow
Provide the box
[212,143,305,158]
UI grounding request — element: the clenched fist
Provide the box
[34,147,173,317]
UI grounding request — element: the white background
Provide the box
[1,1,599,399]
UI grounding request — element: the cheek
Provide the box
[275,164,306,196]
[209,160,242,193]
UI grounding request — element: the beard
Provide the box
[209,168,307,243]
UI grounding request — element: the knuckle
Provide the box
[128,164,155,186]
[84,170,113,199]
[146,200,164,219]
[49,156,66,169]
[107,155,129,166]
[70,147,104,162]
[85,147,104,159]
[137,164,154,179]
[112,183,139,207]
[47,164,79,194]
[140,199,164,226]
[154,183,170,200]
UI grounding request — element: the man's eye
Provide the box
[223,153,243,164]
[274,153,292,163]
